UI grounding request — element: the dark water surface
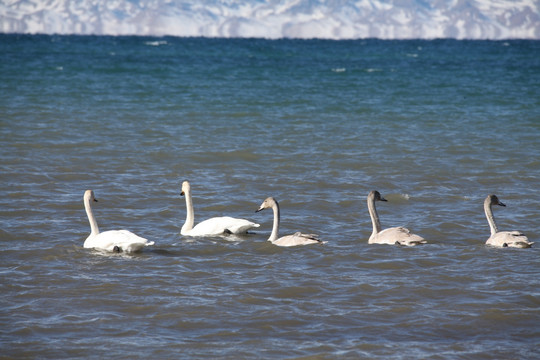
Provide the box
[1,35,539,359]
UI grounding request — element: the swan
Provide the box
[255,197,323,247]
[367,190,426,246]
[83,190,154,253]
[484,194,533,248]
[180,181,260,236]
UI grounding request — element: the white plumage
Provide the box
[180,181,260,236]
[484,194,532,248]
[256,197,323,247]
[83,190,154,253]
[367,190,426,246]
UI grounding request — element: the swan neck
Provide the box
[368,196,382,237]
[182,190,195,233]
[269,201,280,242]
[85,196,100,236]
[484,199,498,235]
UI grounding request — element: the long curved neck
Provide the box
[484,199,498,235]
[368,196,382,237]
[269,201,280,242]
[182,190,195,233]
[85,197,100,236]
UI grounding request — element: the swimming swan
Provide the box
[367,190,426,246]
[180,181,260,236]
[255,197,323,247]
[83,190,154,253]
[484,194,532,248]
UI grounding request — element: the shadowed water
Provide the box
[1,35,539,359]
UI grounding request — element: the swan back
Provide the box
[486,231,532,248]
[186,216,260,236]
[369,227,427,246]
[84,230,154,253]
[273,232,323,247]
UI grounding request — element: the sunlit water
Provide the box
[1,35,539,359]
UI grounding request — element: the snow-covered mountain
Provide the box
[1,0,539,39]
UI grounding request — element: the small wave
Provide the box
[145,40,168,46]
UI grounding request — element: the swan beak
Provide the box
[180,191,185,196]
[498,201,506,207]
[255,207,263,213]
[380,197,387,202]
[93,198,98,203]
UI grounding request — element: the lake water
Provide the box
[1,35,539,359]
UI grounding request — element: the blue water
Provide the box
[1,35,539,359]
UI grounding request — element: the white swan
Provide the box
[367,190,426,246]
[180,181,260,236]
[484,194,533,248]
[83,190,154,253]
[255,197,323,247]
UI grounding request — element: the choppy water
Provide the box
[1,35,539,359]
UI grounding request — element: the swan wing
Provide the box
[370,227,426,246]
[187,216,259,236]
[486,231,532,248]
[222,217,260,234]
[272,232,323,247]
[114,230,155,253]
[84,230,153,253]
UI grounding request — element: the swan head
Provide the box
[256,197,277,212]
[368,190,387,202]
[180,180,191,196]
[487,194,506,207]
[84,190,98,203]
